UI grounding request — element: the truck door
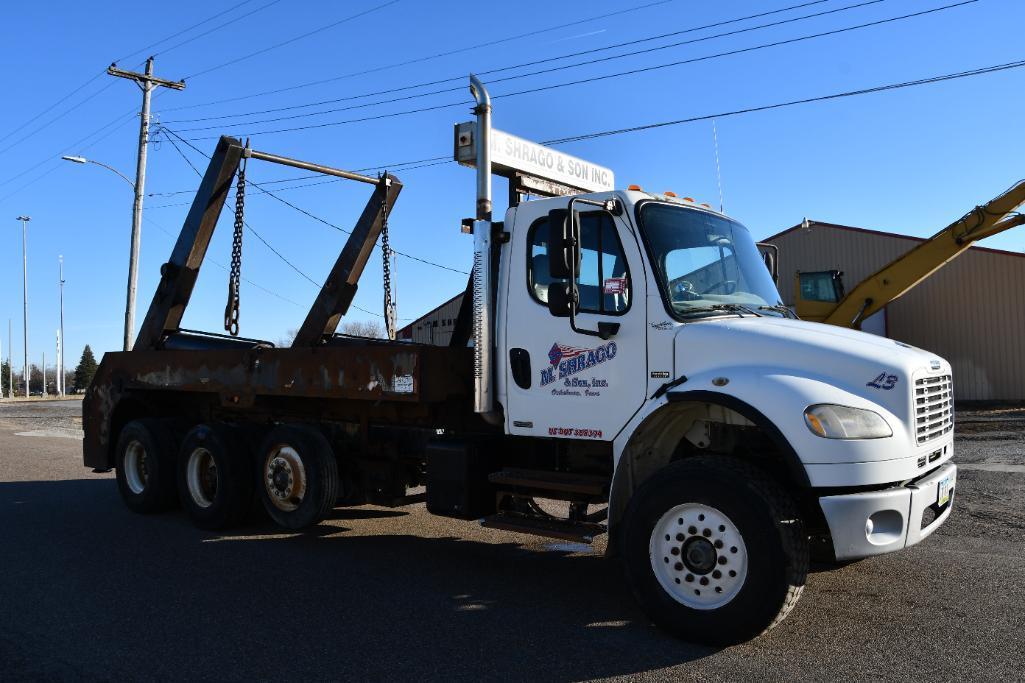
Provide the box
[502,202,647,441]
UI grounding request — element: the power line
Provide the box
[123,0,280,61]
[0,109,139,203]
[159,127,443,320]
[163,0,680,113]
[145,214,305,308]
[0,72,105,145]
[164,0,859,126]
[178,0,978,140]
[0,0,275,158]
[161,127,468,274]
[541,59,1025,145]
[148,154,450,197]
[181,0,405,80]
[0,0,382,196]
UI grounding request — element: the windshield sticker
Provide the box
[541,341,617,389]
[603,277,628,295]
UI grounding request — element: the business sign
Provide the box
[454,121,614,195]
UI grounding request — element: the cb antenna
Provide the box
[712,119,725,214]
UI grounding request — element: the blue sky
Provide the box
[1,0,1023,369]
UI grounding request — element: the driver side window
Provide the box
[528,212,631,315]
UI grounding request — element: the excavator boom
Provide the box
[797,180,1025,328]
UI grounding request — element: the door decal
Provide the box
[540,341,618,393]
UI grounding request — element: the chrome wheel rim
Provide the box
[649,502,748,610]
[186,447,218,509]
[264,446,306,512]
[123,440,148,495]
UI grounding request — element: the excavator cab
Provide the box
[794,270,845,323]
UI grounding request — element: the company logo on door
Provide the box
[540,341,617,387]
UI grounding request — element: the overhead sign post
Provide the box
[454,122,614,196]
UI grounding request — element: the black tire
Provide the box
[114,418,178,513]
[256,425,338,530]
[177,423,254,530]
[622,455,808,645]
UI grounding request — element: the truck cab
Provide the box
[477,187,956,640]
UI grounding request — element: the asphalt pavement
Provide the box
[1,400,1023,681]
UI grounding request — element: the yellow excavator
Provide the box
[794,180,1025,327]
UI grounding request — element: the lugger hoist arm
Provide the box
[133,135,401,351]
[795,180,1025,328]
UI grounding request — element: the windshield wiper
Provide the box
[679,303,762,319]
[758,304,797,319]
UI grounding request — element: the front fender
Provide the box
[674,368,909,464]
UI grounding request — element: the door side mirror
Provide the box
[547,282,574,318]
[756,242,779,284]
[547,209,578,279]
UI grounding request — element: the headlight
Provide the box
[804,404,892,439]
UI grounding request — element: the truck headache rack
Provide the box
[134,135,401,351]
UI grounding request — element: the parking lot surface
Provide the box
[1,400,1023,681]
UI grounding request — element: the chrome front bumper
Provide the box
[818,462,957,561]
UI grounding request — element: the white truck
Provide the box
[83,77,956,644]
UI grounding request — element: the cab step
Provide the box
[487,468,609,497]
[480,512,607,544]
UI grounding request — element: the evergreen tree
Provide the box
[0,359,9,397]
[73,345,99,392]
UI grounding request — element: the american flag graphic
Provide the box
[548,342,590,366]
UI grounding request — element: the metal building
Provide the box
[764,221,1025,401]
[397,293,463,346]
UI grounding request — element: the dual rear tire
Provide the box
[114,419,338,531]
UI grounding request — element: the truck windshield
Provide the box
[638,202,784,318]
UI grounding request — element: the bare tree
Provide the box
[341,320,384,339]
[276,328,298,347]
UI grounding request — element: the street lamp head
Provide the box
[61,155,87,164]
[16,216,30,222]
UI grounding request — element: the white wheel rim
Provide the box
[264,445,307,512]
[186,447,218,509]
[649,502,748,610]
[123,440,148,495]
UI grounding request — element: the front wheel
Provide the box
[622,456,808,645]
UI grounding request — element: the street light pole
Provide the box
[106,57,185,351]
[16,216,30,396]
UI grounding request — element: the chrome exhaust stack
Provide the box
[469,75,501,425]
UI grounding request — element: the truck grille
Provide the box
[914,375,953,444]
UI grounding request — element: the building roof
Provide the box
[396,291,464,337]
[763,220,1025,260]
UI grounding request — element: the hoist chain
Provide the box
[224,153,246,337]
[380,174,396,340]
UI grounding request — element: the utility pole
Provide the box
[42,352,45,397]
[107,57,185,351]
[17,216,30,396]
[58,255,65,396]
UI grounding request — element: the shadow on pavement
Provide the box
[0,479,718,681]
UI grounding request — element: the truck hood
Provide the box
[673,316,949,421]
